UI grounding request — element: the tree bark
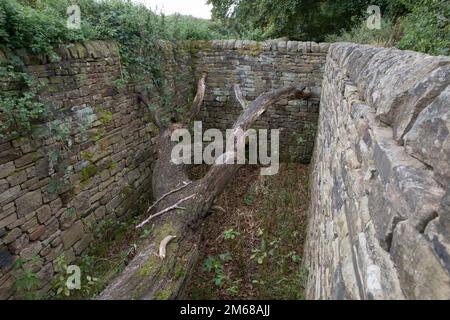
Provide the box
[97,79,311,300]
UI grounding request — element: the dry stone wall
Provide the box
[0,40,193,299]
[306,43,450,300]
[191,40,329,162]
[0,39,326,299]
[2,38,449,301]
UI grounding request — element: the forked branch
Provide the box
[136,194,196,229]
[145,181,192,214]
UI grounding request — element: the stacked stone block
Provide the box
[306,43,450,300]
[191,40,329,162]
[0,40,192,299]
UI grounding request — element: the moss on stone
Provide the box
[81,151,93,161]
[238,43,263,57]
[91,129,105,143]
[100,111,113,125]
[80,164,98,182]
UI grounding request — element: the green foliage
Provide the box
[326,0,449,55]
[163,13,235,41]
[326,17,400,47]
[49,255,100,299]
[223,228,241,240]
[80,163,97,182]
[209,0,449,55]
[397,0,449,55]
[0,0,233,139]
[203,253,233,288]
[0,63,49,139]
[208,0,376,41]
[13,257,42,300]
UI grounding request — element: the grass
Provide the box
[184,163,310,300]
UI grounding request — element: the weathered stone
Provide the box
[2,228,21,244]
[386,165,444,231]
[391,221,450,299]
[393,65,450,142]
[439,185,450,237]
[59,209,77,230]
[29,225,46,241]
[404,86,450,186]
[14,152,40,168]
[15,190,42,217]
[0,213,17,229]
[0,275,14,300]
[0,185,21,205]
[307,43,450,300]
[0,162,15,179]
[9,234,28,254]
[35,158,49,178]
[7,170,27,186]
[20,241,43,260]
[0,149,21,165]
[106,195,122,213]
[36,205,52,224]
[0,179,8,193]
[61,221,84,249]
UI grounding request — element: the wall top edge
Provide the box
[189,40,331,53]
[0,40,120,64]
[0,39,332,63]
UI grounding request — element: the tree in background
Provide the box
[397,0,449,55]
[207,0,382,41]
[208,0,449,55]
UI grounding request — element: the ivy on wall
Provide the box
[0,0,232,140]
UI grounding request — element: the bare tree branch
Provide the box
[234,84,248,110]
[146,181,192,214]
[234,85,311,131]
[136,194,196,229]
[189,72,207,120]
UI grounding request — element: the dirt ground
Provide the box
[184,163,310,300]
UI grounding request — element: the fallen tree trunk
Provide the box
[97,76,312,300]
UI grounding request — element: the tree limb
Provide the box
[196,84,312,220]
[189,72,207,120]
[99,83,313,300]
[234,85,311,131]
[146,181,192,214]
[136,194,196,229]
[234,84,248,110]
